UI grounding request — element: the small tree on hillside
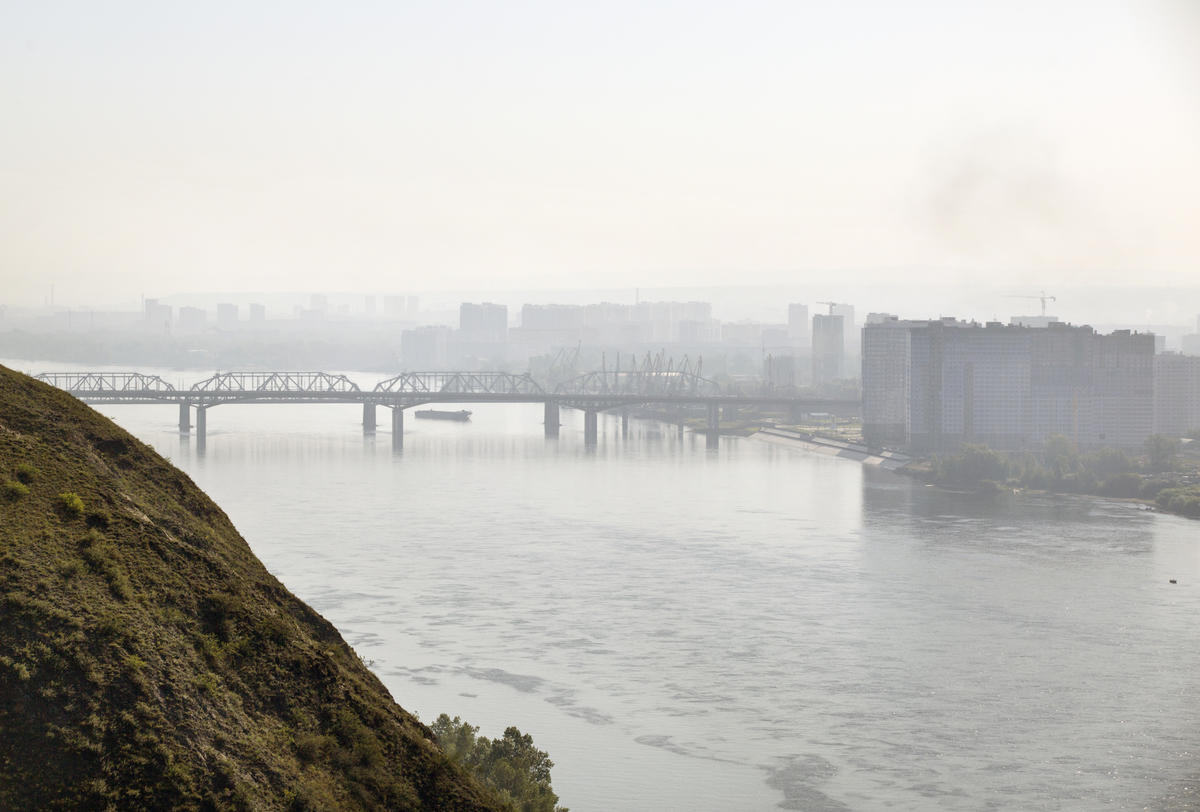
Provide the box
[432,715,567,812]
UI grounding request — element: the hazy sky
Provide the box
[2,0,1198,307]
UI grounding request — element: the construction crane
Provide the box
[816,301,849,315]
[1004,290,1057,316]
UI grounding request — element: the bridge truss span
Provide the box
[555,353,722,409]
[372,371,545,400]
[35,372,178,401]
[188,371,361,400]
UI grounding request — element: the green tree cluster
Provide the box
[1145,434,1182,471]
[930,434,1191,503]
[931,443,1007,488]
[1156,487,1200,517]
[431,715,567,812]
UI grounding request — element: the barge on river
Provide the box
[413,409,472,421]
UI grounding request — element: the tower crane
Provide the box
[1004,290,1057,316]
[816,301,849,315]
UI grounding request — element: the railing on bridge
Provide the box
[35,372,177,395]
[188,372,361,394]
[373,371,545,396]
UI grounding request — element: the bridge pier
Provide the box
[196,406,207,453]
[391,407,404,451]
[583,409,598,446]
[621,409,629,438]
[544,401,560,438]
[363,402,377,435]
[706,402,719,450]
[178,402,190,434]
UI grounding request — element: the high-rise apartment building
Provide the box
[177,306,206,330]
[1154,353,1200,437]
[144,298,172,327]
[862,319,1156,452]
[860,316,912,446]
[787,304,809,345]
[459,302,508,343]
[401,325,453,368]
[812,314,844,385]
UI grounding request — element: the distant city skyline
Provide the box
[11,282,1200,332]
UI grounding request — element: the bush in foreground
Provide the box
[2,480,29,501]
[432,714,567,812]
[57,491,84,518]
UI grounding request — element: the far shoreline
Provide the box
[753,429,1198,522]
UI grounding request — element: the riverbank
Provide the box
[753,427,911,471]
[754,428,1200,521]
[903,444,1200,521]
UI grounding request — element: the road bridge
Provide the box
[35,370,860,452]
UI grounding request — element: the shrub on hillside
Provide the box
[57,491,85,518]
[14,463,38,484]
[2,480,29,501]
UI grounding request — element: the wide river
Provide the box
[10,360,1200,810]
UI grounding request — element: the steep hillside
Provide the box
[0,365,502,811]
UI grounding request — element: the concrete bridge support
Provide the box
[391,407,404,451]
[583,409,598,446]
[178,402,190,434]
[544,401,560,438]
[196,406,207,453]
[706,402,720,450]
[363,402,377,434]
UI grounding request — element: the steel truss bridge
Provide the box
[35,368,859,451]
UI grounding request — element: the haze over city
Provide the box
[6,3,1200,811]
[3,0,1198,309]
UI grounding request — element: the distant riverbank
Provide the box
[904,440,1200,521]
[753,427,911,471]
[755,428,1200,521]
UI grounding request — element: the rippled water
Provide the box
[10,359,1200,811]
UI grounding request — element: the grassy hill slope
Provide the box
[0,365,502,811]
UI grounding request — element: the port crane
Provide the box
[1005,290,1057,316]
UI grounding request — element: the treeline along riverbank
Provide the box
[910,434,1200,519]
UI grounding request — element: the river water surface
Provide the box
[10,360,1200,810]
